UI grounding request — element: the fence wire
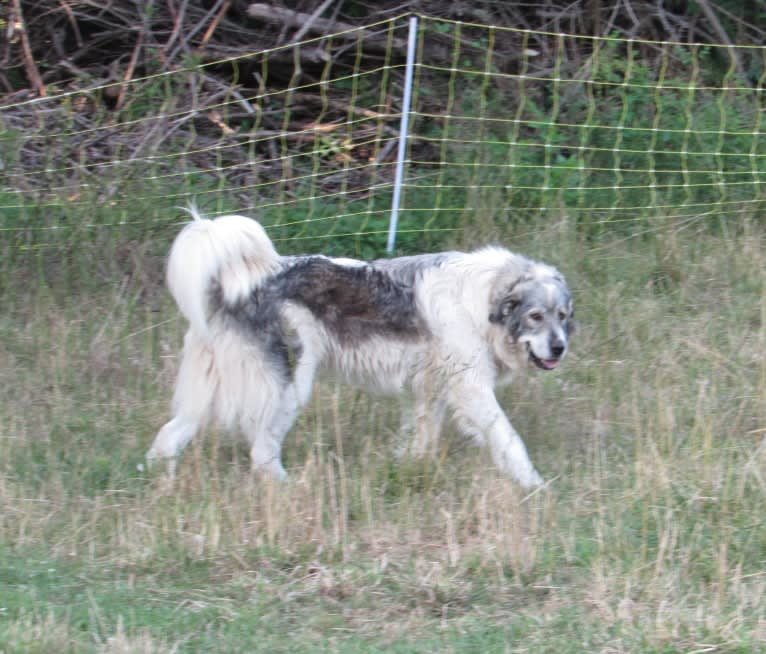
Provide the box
[1,14,764,262]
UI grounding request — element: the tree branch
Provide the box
[691,0,745,79]
[10,0,46,97]
[247,3,406,52]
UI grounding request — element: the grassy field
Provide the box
[1,214,765,653]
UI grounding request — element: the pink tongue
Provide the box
[542,359,559,369]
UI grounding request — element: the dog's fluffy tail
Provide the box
[166,207,280,335]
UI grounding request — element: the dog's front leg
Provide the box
[448,387,543,489]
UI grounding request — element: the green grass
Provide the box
[1,214,765,652]
[2,17,765,652]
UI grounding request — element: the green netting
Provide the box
[1,14,764,266]
[407,16,765,239]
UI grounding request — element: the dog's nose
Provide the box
[550,341,565,358]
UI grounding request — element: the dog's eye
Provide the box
[558,310,568,321]
[528,311,544,323]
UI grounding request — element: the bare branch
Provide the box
[199,0,232,51]
[115,28,145,111]
[692,0,745,78]
[289,0,337,44]
[10,0,46,97]
[247,3,407,52]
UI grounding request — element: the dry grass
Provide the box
[1,219,765,652]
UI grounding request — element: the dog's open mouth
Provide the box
[529,350,560,370]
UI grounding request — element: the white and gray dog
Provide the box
[147,209,574,488]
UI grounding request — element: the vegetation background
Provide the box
[1,1,765,652]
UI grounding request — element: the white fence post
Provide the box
[386,14,418,254]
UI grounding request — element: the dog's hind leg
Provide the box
[147,416,199,476]
[244,415,288,480]
[245,393,300,480]
[147,330,215,471]
[246,350,319,480]
[248,390,300,480]
[149,415,200,459]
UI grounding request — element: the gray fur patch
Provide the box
[219,256,432,366]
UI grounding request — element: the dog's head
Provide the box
[489,264,575,370]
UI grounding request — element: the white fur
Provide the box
[166,207,280,335]
[148,213,573,488]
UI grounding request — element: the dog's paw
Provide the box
[252,459,288,481]
[144,449,178,478]
[493,447,544,489]
[516,467,544,490]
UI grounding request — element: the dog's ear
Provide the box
[489,296,520,324]
[489,274,530,324]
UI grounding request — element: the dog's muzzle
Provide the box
[528,341,565,370]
